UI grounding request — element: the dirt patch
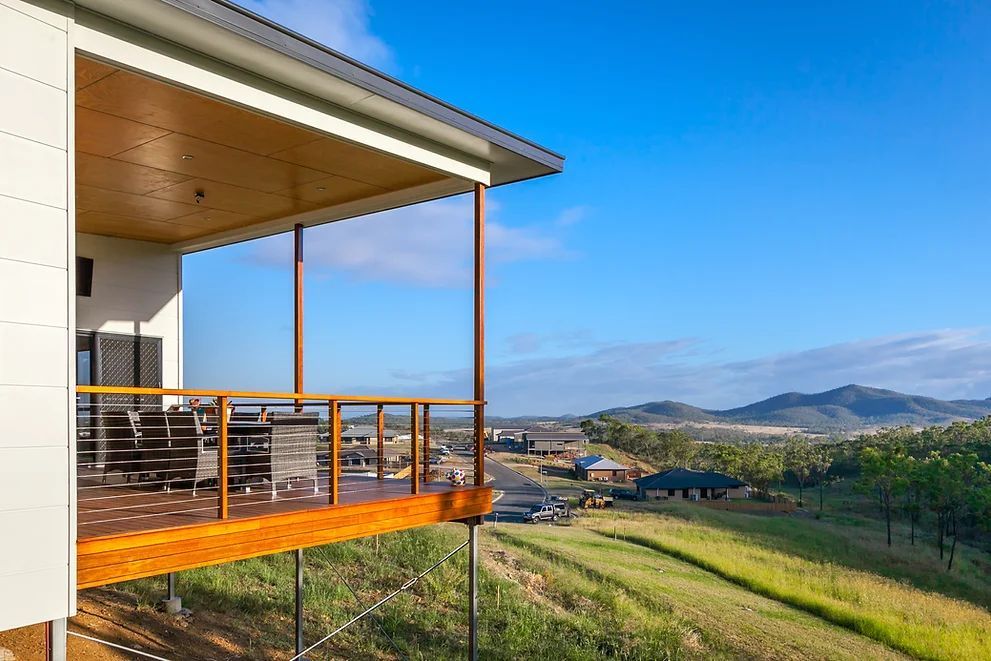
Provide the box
[0,590,286,660]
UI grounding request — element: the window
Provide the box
[667,489,676,497]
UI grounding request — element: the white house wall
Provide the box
[75,234,182,389]
[0,0,74,632]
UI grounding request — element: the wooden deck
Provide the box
[76,470,491,589]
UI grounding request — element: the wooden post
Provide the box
[293,223,304,410]
[473,183,486,486]
[410,403,420,495]
[218,395,229,519]
[329,400,340,505]
[376,404,385,480]
[423,404,431,483]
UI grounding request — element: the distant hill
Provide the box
[590,385,991,431]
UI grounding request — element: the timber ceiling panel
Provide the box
[73,55,454,245]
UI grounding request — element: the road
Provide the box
[483,456,547,523]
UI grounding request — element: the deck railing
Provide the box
[75,385,485,538]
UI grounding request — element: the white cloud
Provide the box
[554,206,590,227]
[360,329,991,416]
[236,0,394,72]
[244,196,576,287]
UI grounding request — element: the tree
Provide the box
[923,452,991,570]
[739,444,783,498]
[856,446,907,546]
[784,437,813,507]
[901,456,924,546]
[809,443,834,512]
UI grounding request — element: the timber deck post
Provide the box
[410,404,420,495]
[329,400,340,505]
[293,223,304,411]
[473,183,486,486]
[423,404,431,482]
[376,404,385,480]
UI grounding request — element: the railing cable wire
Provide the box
[288,540,469,661]
[67,630,173,661]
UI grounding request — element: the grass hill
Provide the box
[591,384,991,431]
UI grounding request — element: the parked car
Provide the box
[523,502,562,523]
[608,488,637,501]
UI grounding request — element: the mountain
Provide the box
[590,385,991,431]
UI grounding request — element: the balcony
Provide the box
[75,386,491,589]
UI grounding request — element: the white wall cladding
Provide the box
[0,0,73,632]
[76,234,183,389]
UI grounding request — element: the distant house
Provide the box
[635,468,749,501]
[494,428,525,443]
[340,446,406,468]
[524,430,588,456]
[573,455,630,482]
[341,425,400,444]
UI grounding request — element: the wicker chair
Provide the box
[265,412,319,499]
[137,411,172,488]
[101,411,139,484]
[166,411,217,495]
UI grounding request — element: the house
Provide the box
[0,0,562,656]
[340,447,406,468]
[341,426,399,444]
[573,455,631,482]
[524,430,589,456]
[494,428,525,443]
[636,468,750,501]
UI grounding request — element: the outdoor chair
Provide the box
[264,412,320,499]
[166,410,218,496]
[137,411,172,488]
[101,411,139,484]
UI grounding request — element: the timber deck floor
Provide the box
[78,468,475,539]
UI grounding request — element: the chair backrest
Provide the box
[138,411,171,474]
[231,411,260,423]
[268,413,320,449]
[102,412,138,474]
[166,411,203,478]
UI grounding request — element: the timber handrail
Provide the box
[75,384,487,527]
[76,385,483,406]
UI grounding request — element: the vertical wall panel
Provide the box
[0,0,72,632]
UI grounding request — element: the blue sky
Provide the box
[184,1,991,415]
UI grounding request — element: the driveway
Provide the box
[484,456,546,523]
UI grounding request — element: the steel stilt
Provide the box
[295,548,304,658]
[468,523,478,661]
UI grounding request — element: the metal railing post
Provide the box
[376,404,385,480]
[329,400,340,505]
[218,395,229,519]
[423,404,431,483]
[410,403,420,495]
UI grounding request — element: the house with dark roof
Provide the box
[635,468,750,501]
[523,430,588,456]
[341,425,400,444]
[573,455,631,482]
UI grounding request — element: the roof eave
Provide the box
[82,0,564,179]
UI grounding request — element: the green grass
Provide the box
[492,524,906,660]
[586,506,991,660]
[98,498,991,660]
[631,500,991,609]
[110,523,697,660]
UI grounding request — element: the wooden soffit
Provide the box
[74,55,450,245]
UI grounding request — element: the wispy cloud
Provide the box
[236,0,395,72]
[362,329,991,416]
[243,196,577,287]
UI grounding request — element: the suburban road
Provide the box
[484,456,546,523]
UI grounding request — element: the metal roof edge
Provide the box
[153,0,564,173]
